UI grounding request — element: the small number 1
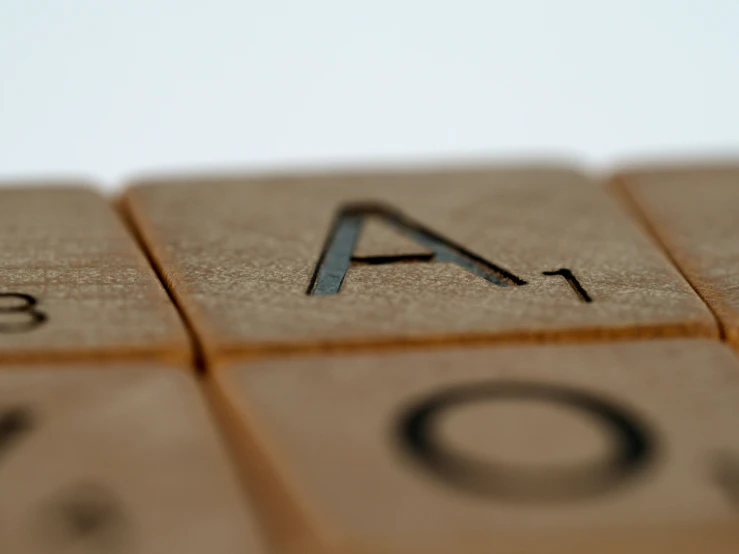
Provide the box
[542,269,592,303]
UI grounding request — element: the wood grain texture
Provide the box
[212,339,739,554]
[616,164,739,347]
[123,166,716,362]
[0,185,189,363]
[0,362,269,554]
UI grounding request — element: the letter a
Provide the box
[307,203,526,295]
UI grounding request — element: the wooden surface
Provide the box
[122,166,715,362]
[212,339,739,554]
[0,362,268,554]
[616,165,739,347]
[0,185,189,363]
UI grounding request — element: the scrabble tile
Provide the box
[0,363,269,554]
[616,165,739,347]
[123,166,715,360]
[211,339,739,554]
[0,185,189,363]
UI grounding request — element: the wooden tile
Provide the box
[212,339,739,554]
[123,166,715,361]
[616,164,739,347]
[0,363,269,554]
[0,185,189,363]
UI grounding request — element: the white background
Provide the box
[1,0,737,189]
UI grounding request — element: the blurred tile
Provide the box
[212,339,739,554]
[0,362,268,554]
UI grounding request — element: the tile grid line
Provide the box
[116,196,209,374]
[610,175,727,342]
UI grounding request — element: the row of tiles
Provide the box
[0,163,738,364]
[2,339,739,553]
[3,164,739,552]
